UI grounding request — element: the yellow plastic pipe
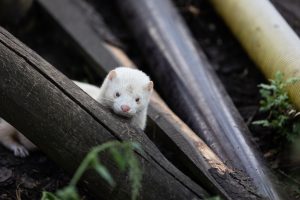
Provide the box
[208,0,300,109]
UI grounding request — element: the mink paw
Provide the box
[12,145,29,157]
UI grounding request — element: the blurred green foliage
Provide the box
[41,141,143,200]
[253,71,300,142]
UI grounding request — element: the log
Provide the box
[35,0,264,198]
[116,0,283,199]
[208,0,300,111]
[0,27,208,200]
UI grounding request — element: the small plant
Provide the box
[253,71,300,142]
[41,141,143,200]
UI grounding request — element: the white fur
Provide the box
[0,67,153,157]
[73,81,101,100]
[0,119,36,157]
[97,67,153,129]
[76,67,153,129]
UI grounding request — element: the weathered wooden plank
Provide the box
[116,0,283,199]
[36,0,233,198]
[0,27,208,200]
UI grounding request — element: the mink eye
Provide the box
[115,92,120,97]
[135,97,140,103]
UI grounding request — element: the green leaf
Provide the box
[110,148,127,171]
[56,186,80,200]
[125,152,142,200]
[286,77,300,85]
[41,192,61,200]
[274,71,284,81]
[130,142,143,152]
[252,120,270,127]
[259,84,276,90]
[93,161,115,187]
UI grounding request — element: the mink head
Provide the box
[101,67,153,118]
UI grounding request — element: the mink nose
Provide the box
[121,105,131,112]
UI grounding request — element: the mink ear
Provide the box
[108,70,117,80]
[145,81,154,92]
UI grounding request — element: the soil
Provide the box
[0,0,299,199]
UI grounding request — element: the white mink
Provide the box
[0,67,153,157]
[75,67,153,130]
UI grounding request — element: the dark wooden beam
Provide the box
[0,27,207,200]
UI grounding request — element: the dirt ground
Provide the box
[1,0,300,199]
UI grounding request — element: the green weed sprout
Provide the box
[41,141,143,200]
[253,71,300,142]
